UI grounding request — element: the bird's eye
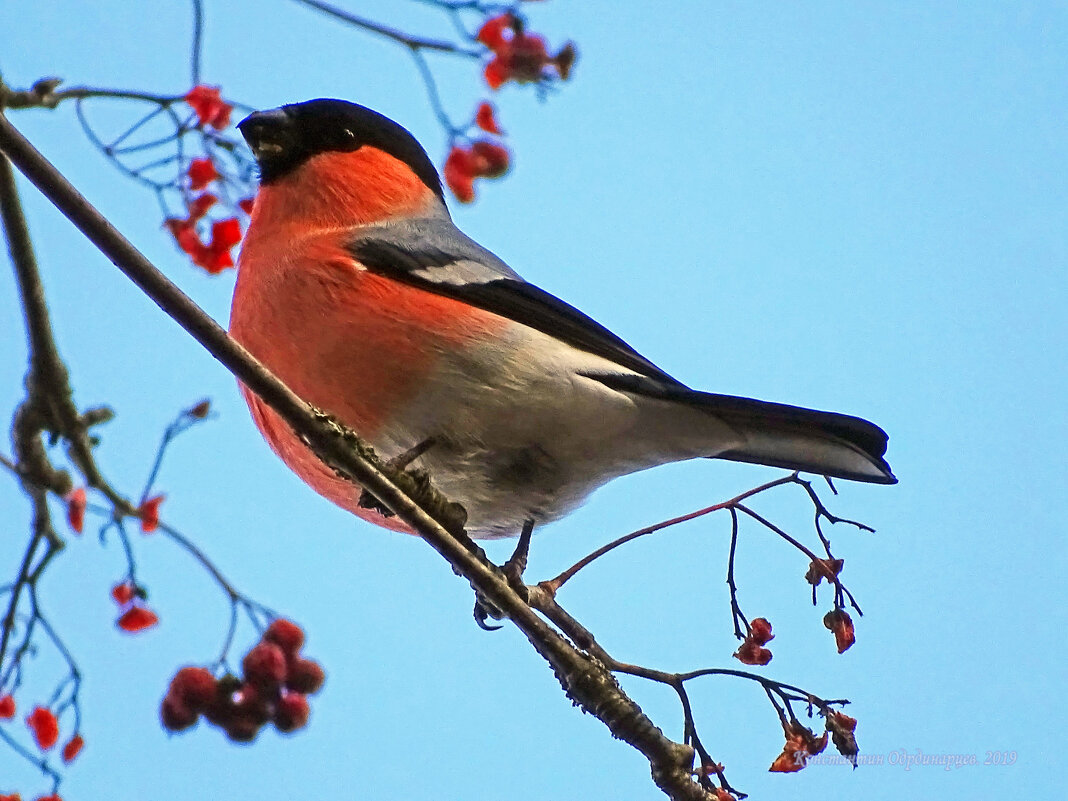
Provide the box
[342,128,356,139]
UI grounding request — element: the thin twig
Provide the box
[3,84,186,109]
[288,0,482,55]
[735,504,862,616]
[0,495,47,682]
[725,507,746,639]
[546,475,797,591]
[190,0,205,86]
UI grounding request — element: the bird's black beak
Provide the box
[237,108,296,166]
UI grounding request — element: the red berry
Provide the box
[476,13,513,49]
[66,487,87,534]
[285,658,325,695]
[185,85,232,130]
[61,734,84,763]
[110,582,137,606]
[139,495,165,533]
[186,157,218,191]
[224,715,261,743]
[475,102,502,135]
[263,619,304,654]
[160,693,197,732]
[117,604,159,632]
[210,218,242,251]
[0,694,15,718]
[273,692,310,733]
[242,643,288,690]
[169,667,217,711]
[471,141,510,178]
[25,706,59,750]
[444,146,478,203]
[186,193,217,221]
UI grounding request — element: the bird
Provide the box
[230,99,895,540]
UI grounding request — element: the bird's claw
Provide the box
[473,596,504,630]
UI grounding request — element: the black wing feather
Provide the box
[350,237,681,384]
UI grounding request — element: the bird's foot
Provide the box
[472,519,535,632]
[503,519,535,592]
[358,438,438,514]
[354,435,467,536]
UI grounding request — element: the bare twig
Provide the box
[735,504,862,616]
[190,0,205,86]
[546,475,797,591]
[725,507,745,639]
[288,0,482,55]
[1,81,186,110]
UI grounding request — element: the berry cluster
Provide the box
[444,135,511,204]
[163,85,254,274]
[0,696,83,801]
[111,581,160,633]
[160,619,324,742]
[477,13,576,90]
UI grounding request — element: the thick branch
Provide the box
[1,144,122,510]
[0,112,718,801]
[1,154,62,383]
[0,141,71,673]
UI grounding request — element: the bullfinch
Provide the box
[230,99,895,540]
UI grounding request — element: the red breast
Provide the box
[230,148,505,524]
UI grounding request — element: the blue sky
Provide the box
[1,1,1065,798]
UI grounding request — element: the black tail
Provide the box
[586,373,897,485]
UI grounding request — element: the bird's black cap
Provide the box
[237,99,443,197]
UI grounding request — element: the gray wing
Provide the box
[347,218,683,384]
[346,218,896,485]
